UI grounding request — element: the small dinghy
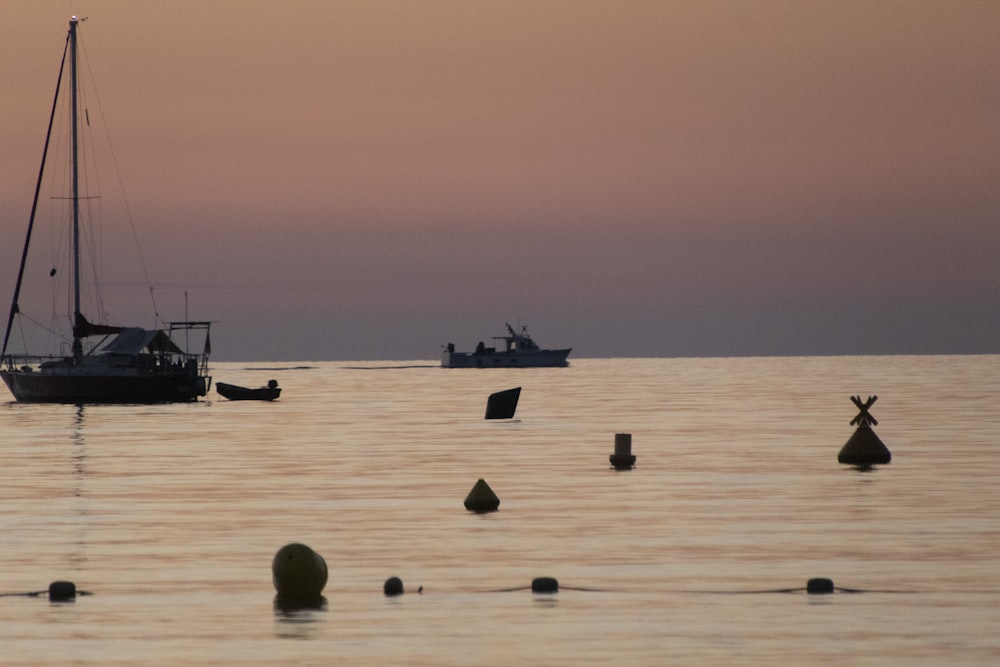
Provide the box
[216,379,281,401]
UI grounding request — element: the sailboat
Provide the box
[0,17,212,403]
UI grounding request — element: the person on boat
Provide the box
[267,379,278,389]
[475,341,486,355]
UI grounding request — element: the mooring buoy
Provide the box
[485,386,521,420]
[609,433,636,470]
[464,478,500,512]
[531,577,559,593]
[384,576,404,596]
[838,395,891,466]
[272,543,328,602]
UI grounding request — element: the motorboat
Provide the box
[441,323,570,368]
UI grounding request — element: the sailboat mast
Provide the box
[69,16,82,359]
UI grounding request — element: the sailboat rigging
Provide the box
[0,17,212,403]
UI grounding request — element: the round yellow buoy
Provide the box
[384,576,404,596]
[272,543,328,601]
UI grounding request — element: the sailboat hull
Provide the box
[1,369,208,404]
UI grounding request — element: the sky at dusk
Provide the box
[2,1,999,361]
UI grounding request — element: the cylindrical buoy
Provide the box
[384,576,404,596]
[609,433,637,470]
[48,581,76,601]
[531,577,559,593]
[806,577,835,594]
[272,543,328,602]
[464,478,500,512]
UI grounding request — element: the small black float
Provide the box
[609,433,636,470]
[531,577,559,594]
[272,543,328,604]
[464,478,500,512]
[485,386,521,419]
[384,576,404,597]
[806,577,835,594]
[48,580,77,601]
[0,581,92,601]
[838,395,891,467]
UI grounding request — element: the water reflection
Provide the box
[273,596,328,639]
[2,357,998,663]
[72,405,86,493]
[70,404,89,570]
[273,594,328,615]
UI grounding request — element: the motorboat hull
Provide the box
[216,382,281,401]
[441,348,571,368]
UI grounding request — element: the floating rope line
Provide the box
[0,581,92,601]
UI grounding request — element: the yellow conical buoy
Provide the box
[838,426,891,465]
[464,478,500,512]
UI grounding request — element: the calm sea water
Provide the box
[1,356,998,665]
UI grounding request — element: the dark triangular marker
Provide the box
[838,395,891,466]
[485,387,520,419]
[464,478,500,512]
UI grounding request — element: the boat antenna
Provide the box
[150,286,162,328]
[1,27,71,358]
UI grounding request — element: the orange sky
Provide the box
[2,1,999,360]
